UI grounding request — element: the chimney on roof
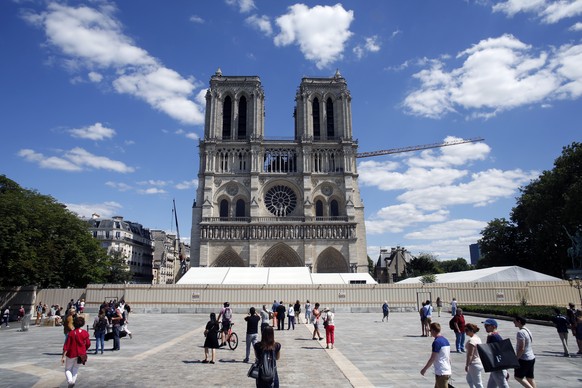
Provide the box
[91,213,100,219]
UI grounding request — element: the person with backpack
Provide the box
[253,326,281,388]
[92,309,107,354]
[218,302,233,346]
[551,308,571,356]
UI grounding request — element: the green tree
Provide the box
[0,175,112,287]
[420,274,436,284]
[102,250,133,284]
[478,142,582,277]
[439,258,472,273]
[406,253,442,277]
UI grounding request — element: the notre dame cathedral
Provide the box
[190,69,367,273]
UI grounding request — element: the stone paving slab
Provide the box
[0,311,580,387]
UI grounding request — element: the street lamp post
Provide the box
[568,276,582,307]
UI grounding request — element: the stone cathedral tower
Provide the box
[190,69,368,273]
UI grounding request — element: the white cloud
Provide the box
[88,71,103,82]
[138,187,167,195]
[570,22,582,30]
[18,147,135,173]
[274,4,354,69]
[64,147,135,173]
[246,14,273,36]
[66,201,122,218]
[189,15,204,24]
[366,204,449,234]
[136,180,168,187]
[18,149,82,171]
[493,0,582,24]
[175,129,199,140]
[69,122,116,140]
[353,35,381,59]
[405,219,487,240]
[226,0,255,13]
[403,35,582,118]
[22,2,205,125]
[175,179,198,190]
[105,181,133,191]
[397,168,538,210]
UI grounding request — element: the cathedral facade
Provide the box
[190,69,367,273]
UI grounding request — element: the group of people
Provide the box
[552,302,582,357]
[201,300,336,388]
[421,316,538,388]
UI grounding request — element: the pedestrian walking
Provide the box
[304,300,312,324]
[311,303,323,340]
[323,307,335,349]
[436,297,442,317]
[202,312,219,364]
[420,322,452,388]
[61,315,90,388]
[513,316,536,388]
[464,323,484,388]
[287,304,295,330]
[482,318,510,388]
[551,308,570,356]
[382,301,389,322]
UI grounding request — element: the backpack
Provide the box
[259,348,276,383]
[95,316,108,332]
[223,307,232,320]
[449,317,456,331]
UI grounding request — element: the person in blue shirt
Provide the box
[421,322,452,388]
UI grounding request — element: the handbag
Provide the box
[73,330,88,365]
[247,362,259,379]
[77,354,88,365]
[477,338,520,372]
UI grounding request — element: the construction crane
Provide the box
[172,199,188,281]
[356,137,484,159]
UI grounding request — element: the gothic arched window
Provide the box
[312,98,320,139]
[222,96,232,139]
[316,200,324,217]
[238,96,247,139]
[219,199,229,219]
[330,199,339,217]
[326,97,334,138]
[235,199,245,217]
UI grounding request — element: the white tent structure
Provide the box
[396,266,562,284]
[177,267,377,285]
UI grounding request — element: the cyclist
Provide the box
[218,302,233,347]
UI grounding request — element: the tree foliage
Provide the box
[406,253,443,277]
[477,142,582,278]
[439,258,473,273]
[0,175,114,287]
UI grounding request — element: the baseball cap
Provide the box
[482,318,498,327]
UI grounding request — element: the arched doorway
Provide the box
[261,243,303,267]
[212,247,245,267]
[314,247,348,273]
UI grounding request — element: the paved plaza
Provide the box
[0,311,581,387]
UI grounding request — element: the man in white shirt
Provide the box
[421,322,451,388]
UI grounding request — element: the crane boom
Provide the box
[356,137,484,159]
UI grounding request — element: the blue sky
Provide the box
[1,0,581,262]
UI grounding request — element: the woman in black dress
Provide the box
[203,312,219,364]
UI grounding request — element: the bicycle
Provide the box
[217,321,238,350]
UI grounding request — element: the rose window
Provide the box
[264,185,297,217]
